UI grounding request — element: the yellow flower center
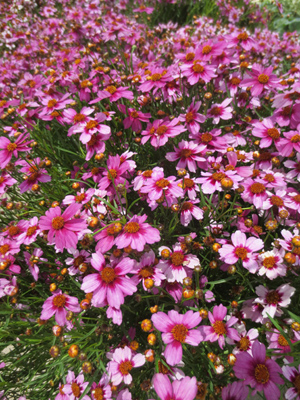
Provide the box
[140,265,154,278]
[185,112,194,123]
[6,143,17,152]
[86,120,98,130]
[156,125,168,136]
[266,290,280,305]
[185,52,195,61]
[237,336,250,351]
[278,334,289,347]
[230,77,241,85]
[267,128,280,139]
[235,247,248,260]
[192,63,204,73]
[108,169,117,180]
[250,182,266,194]
[202,45,212,55]
[73,113,86,123]
[105,85,117,94]
[180,149,192,158]
[212,172,226,182]
[71,382,81,398]
[209,106,221,116]
[156,178,170,189]
[92,387,104,400]
[151,73,162,81]
[47,99,57,108]
[262,256,276,269]
[0,244,10,255]
[291,134,300,143]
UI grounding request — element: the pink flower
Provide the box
[179,100,205,135]
[141,118,185,149]
[132,250,165,290]
[252,118,281,148]
[64,371,90,400]
[233,341,284,400]
[152,310,202,366]
[207,99,232,124]
[107,346,145,385]
[282,365,300,400]
[257,249,286,280]
[199,304,239,349]
[139,68,171,93]
[115,214,160,252]
[277,129,300,157]
[151,374,198,400]
[17,158,51,193]
[222,381,249,400]
[166,140,205,173]
[0,172,16,194]
[241,178,268,208]
[40,290,80,326]
[254,284,295,318]
[241,64,280,96]
[73,113,111,145]
[91,85,134,103]
[90,374,112,400]
[81,253,137,309]
[39,203,87,252]
[197,169,243,194]
[119,105,151,132]
[179,200,203,226]
[98,154,130,195]
[0,134,31,168]
[219,231,264,273]
[180,60,217,85]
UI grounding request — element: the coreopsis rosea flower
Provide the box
[207,99,232,124]
[41,290,80,326]
[199,304,239,349]
[0,133,31,168]
[241,64,280,96]
[17,158,51,193]
[90,374,112,400]
[115,214,160,252]
[252,118,281,148]
[219,230,264,273]
[221,381,249,400]
[282,365,300,400]
[81,252,137,309]
[152,310,202,366]
[165,140,205,173]
[149,374,198,400]
[107,346,145,385]
[233,341,284,400]
[39,203,87,252]
[254,284,295,318]
[64,371,90,400]
[141,118,185,148]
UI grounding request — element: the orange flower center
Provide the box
[171,324,188,342]
[235,247,248,260]
[263,173,275,183]
[212,172,226,181]
[282,106,291,116]
[254,364,270,384]
[51,216,65,230]
[170,251,185,266]
[212,320,227,335]
[8,226,20,236]
[151,73,162,81]
[237,32,248,40]
[71,382,81,398]
[181,202,193,211]
[258,74,269,84]
[185,112,194,123]
[180,149,192,158]
[156,178,170,188]
[294,374,300,394]
[278,334,289,347]
[209,106,221,116]
[140,265,154,278]
[0,244,10,255]
[108,169,117,180]
[80,80,90,88]
[143,170,153,177]
[267,128,280,139]
[87,134,97,146]
[86,120,98,130]
[202,45,212,55]
[73,113,86,123]
[119,360,133,375]
[59,384,65,394]
[193,63,204,73]
[230,77,241,85]
[105,85,117,94]
[291,134,300,143]
[270,195,284,206]
[201,132,213,143]
[75,193,85,202]
[6,143,17,152]
[52,294,66,308]
[92,387,104,400]
[262,256,276,269]
[156,125,168,136]
[101,267,116,284]
[182,178,194,188]
[47,99,57,108]
[185,52,195,61]
[27,226,37,237]
[250,182,266,194]
[237,336,250,351]
[266,290,280,305]
[91,167,99,175]
[293,194,300,203]
[124,222,140,233]
[130,111,139,118]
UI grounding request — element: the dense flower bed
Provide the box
[0,0,300,399]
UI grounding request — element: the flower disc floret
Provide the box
[250,183,266,194]
[255,364,270,384]
[6,143,17,152]
[213,320,227,335]
[171,324,188,342]
[258,74,270,84]
[266,291,280,305]
[193,63,204,73]
[235,247,248,260]
[267,128,280,139]
[101,267,116,284]
[51,216,65,230]
[170,251,185,266]
[124,222,140,233]
[156,178,170,188]
[237,337,251,351]
[119,360,133,375]
[52,294,66,308]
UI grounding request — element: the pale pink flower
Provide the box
[257,249,286,280]
[282,365,300,400]
[179,200,203,226]
[64,371,90,400]
[180,60,217,85]
[252,118,281,148]
[140,169,183,202]
[241,178,268,208]
[166,140,205,173]
[207,99,232,124]
[254,284,295,318]
[277,128,300,157]
[179,100,205,135]
[0,134,31,168]
[152,310,202,366]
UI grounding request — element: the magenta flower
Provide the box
[241,64,280,96]
[222,381,249,400]
[0,172,17,195]
[219,231,264,273]
[91,85,134,103]
[180,60,217,85]
[0,134,31,168]
[118,104,151,132]
[166,140,205,173]
[241,178,269,208]
[179,200,203,226]
[233,340,284,400]
[282,365,300,400]
[141,118,185,149]
[115,214,160,252]
[18,158,51,193]
[179,100,206,135]
[207,99,232,124]
[40,290,80,326]
[150,374,198,400]
[152,310,202,366]
[39,203,87,252]
[107,346,145,385]
[81,253,137,309]
[199,304,239,349]
[252,118,281,148]
[277,129,300,157]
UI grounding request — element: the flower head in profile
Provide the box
[39,203,87,252]
[107,346,145,385]
[152,310,202,366]
[41,289,80,326]
[233,340,284,400]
